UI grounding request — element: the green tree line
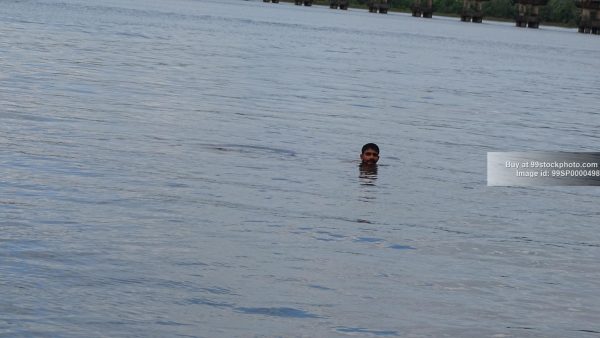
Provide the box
[308,0,579,26]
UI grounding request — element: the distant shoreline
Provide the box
[273,0,577,29]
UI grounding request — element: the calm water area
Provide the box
[1,0,600,337]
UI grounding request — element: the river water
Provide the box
[1,0,600,337]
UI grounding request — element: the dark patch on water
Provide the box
[308,284,334,291]
[199,286,235,295]
[313,236,336,242]
[201,143,296,157]
[155,320,191,326]
[335,327,399,336]
[313,230,345,242]
[388,244,416,250]
[106,277,148,285]
[354,237,383,243]
[184,298,233,308]
[235,307,319,318]
[174,261,208,267]
[166,182,189,188]
[315,230,344,238]
[350,103,377,109]
[39,219,79,226]
[433,227,469,235]
[574,329,600,334]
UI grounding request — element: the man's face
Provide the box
[360,149,379,164]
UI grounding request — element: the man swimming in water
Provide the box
[360,143,379,165]
[359,143,379,182]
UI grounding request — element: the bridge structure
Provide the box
[330,0,349,9]
[261,0,599,35]
[367,0,390,13]
[292,0,313,5]
[513,0,549,28]
[576,0,600,33]
[411,0,433,17]
[461,0,490,22]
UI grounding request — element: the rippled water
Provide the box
[2,0,600,337]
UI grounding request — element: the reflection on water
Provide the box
[359,163,378,186]
[358,163,378,204]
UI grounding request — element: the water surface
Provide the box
[1,0,600,337]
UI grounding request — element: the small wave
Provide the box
[235,306,319,318]
[574,329,600,334]
[201,143,296,157]
[336,327,399,336]
[354,237,383,243]
[183,298,233,308]
[388,244,416,250]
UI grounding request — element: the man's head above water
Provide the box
[360,143,379,165]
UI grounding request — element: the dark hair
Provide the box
[361,143,379,154]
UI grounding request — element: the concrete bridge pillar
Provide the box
[330,0,349,9]
[411,0,433,18]
[462,0,489,22]
[368,0,389,14]
[576,0,600,34]
[514,0,548,28]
